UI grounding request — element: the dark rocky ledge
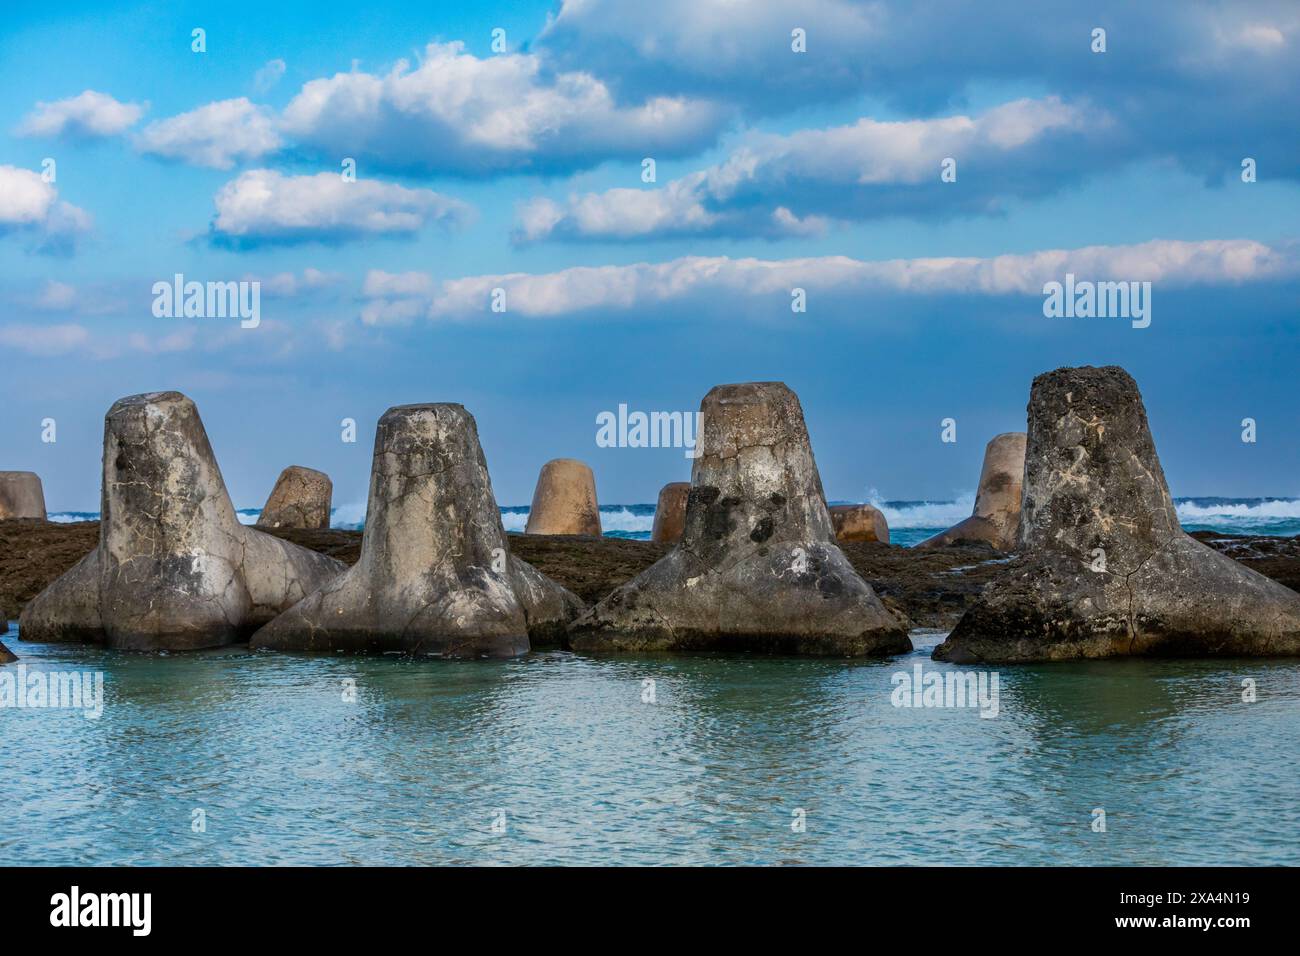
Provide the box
[6,520,1297,636]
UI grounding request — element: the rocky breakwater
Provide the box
[650,482,690,544]
[829,503,890,544]
[524,458,602,536]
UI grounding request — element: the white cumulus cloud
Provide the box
[0,165,93,253]
[516,97,1095,242]
[18,90,145,139]
[210,170,471,245]
[136,98,281,169]
[279,41,730,176]
[539,0,1300,184]
[359,269,439,325]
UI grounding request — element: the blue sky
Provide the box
[2,0,1298,513]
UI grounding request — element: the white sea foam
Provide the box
[330,500,368,530]
[1175,498,1300,526]
[500,506,653,534]
[46,512,94,524]
[500,509,528,533]
[862,492,975,529]
[598,507,655,534]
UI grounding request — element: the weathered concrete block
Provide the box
[829,503,890,544]
[252,404,584,657]
[934,367,1300,662]
[918,433,1025,551]
[0,471,46,521]
[256,465,332,530]
[650,481,690,544]
[570,382,910,656]
[18,392,346,650]
[524,459,602,535]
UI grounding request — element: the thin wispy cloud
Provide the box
[244,267,342,297]
[357,239,1300,322]
[0,322,92,356]
[253,58,287,94]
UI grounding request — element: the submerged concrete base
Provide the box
[936,536,1300,662]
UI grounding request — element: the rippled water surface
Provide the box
[3,623,1298,866]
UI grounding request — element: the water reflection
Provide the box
[2,627,1297,865]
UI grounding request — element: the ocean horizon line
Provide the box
[37,495,1300,545]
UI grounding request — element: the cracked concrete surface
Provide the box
[250,403,583,657]
[17,392,346,650]
[569,381,911,656]
[934,366,1300,663]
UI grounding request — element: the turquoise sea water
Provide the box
[13,494,1299,864]
[3,625,1298,866]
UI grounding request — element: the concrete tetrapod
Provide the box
[252,404,584,657]
[917,433,1025,550]
[570,382,910,656]
[934,367,1300,663]
[256,466,333,530]
[19,392,345,650]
